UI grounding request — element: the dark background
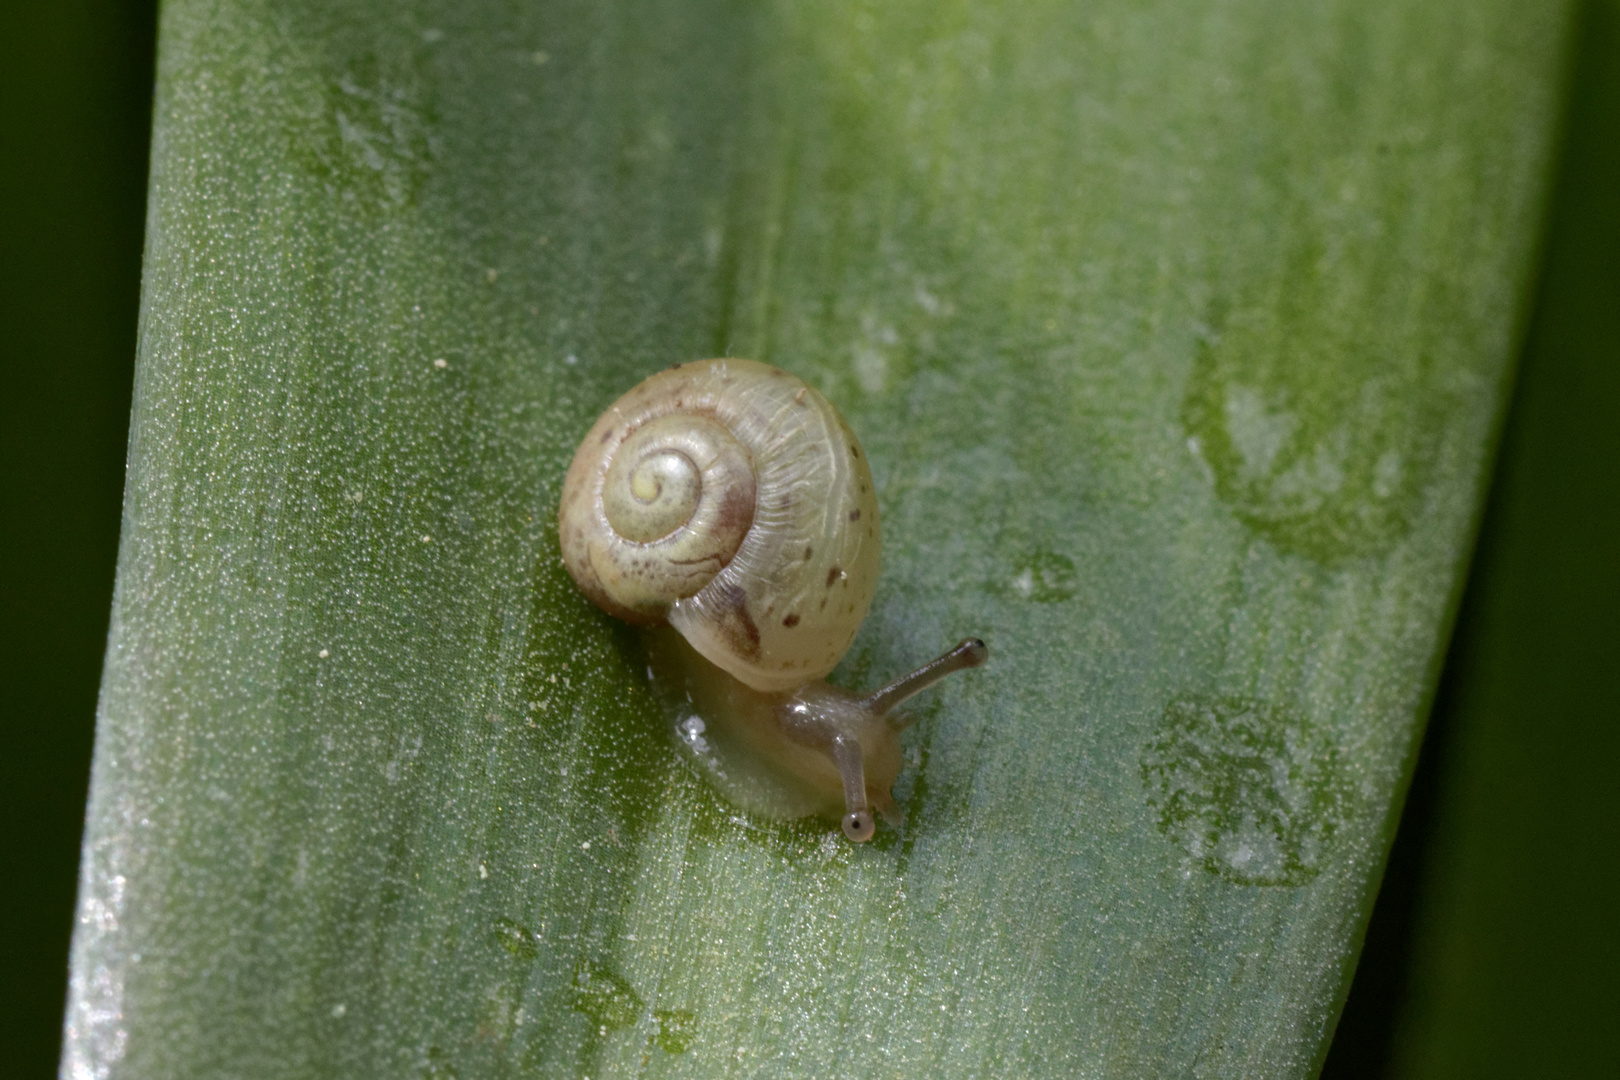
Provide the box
[1,0,155,1072]
[1,2,1613,1076]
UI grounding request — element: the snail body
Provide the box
[559,359,985,841]
[647,627,987,836]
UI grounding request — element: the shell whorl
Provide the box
[592,411,757,609]
[559,359,881,693]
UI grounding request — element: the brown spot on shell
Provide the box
[803,545,814,561]
[782,613,800,627]
[715,481,755,538]
[848,509,861,521]
[710,582,761,660]
[826,566,844,587]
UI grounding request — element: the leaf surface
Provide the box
[66,1,1568,1076]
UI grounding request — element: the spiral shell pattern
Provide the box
[559,359,881,692]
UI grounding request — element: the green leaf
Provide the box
[1382,2,1620,1075]
[65,1,1569,1076]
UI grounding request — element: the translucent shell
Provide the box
[558,359,881,693]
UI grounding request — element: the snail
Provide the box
[558,358,986,841]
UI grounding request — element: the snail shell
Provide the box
[559,359,986,841]
[558,358,880,693]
